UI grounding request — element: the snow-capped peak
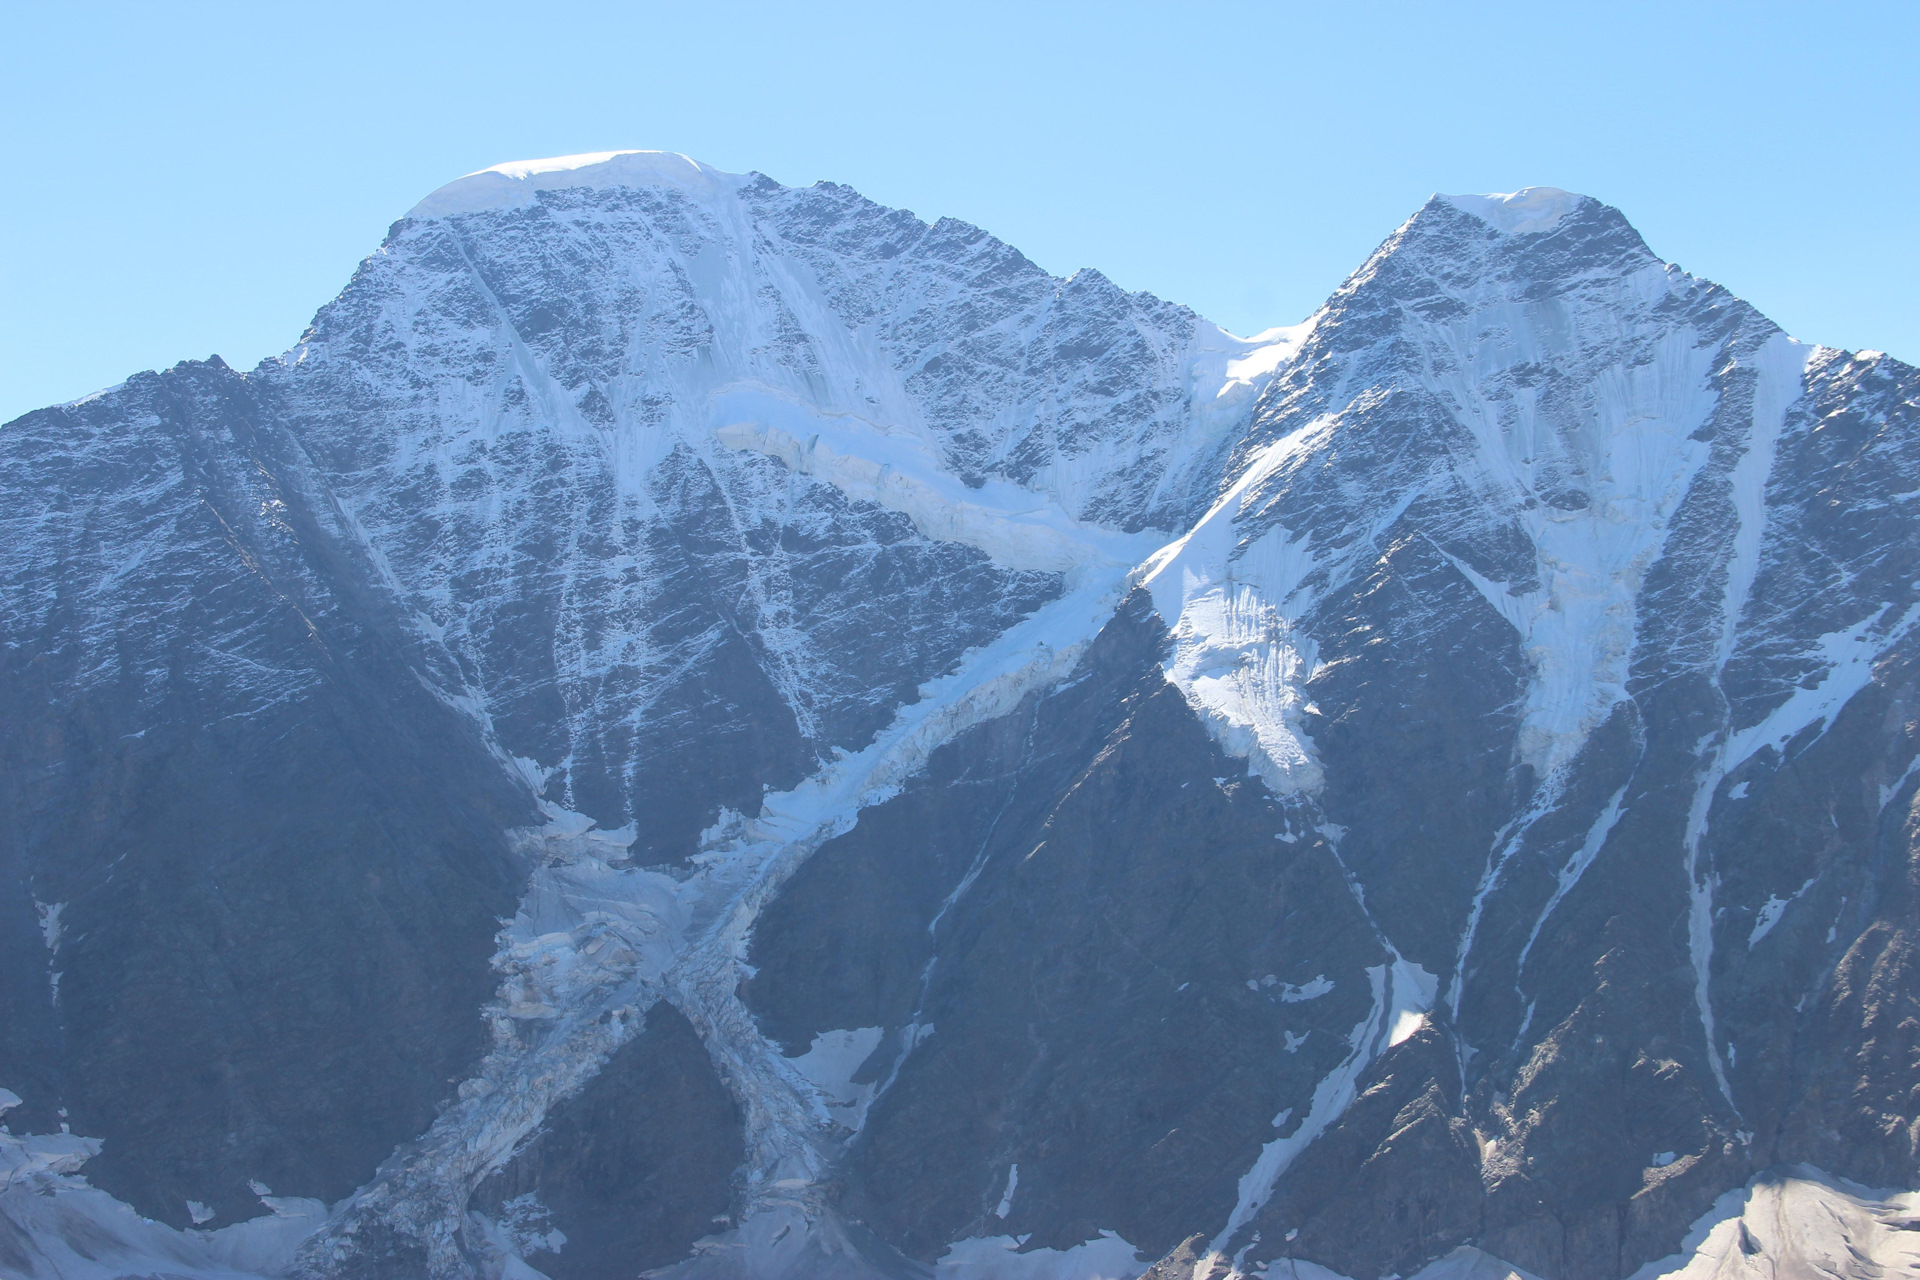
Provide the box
[407,149,749,219]
[1441,186,1583,234]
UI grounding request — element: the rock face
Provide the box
[1,157,1917,1280]
[470,1002,742,1279]
[0,357,535,1231]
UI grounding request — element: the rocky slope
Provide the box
[1,154,1916,1280]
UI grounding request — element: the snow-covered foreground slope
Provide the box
[4,159,1920,1280]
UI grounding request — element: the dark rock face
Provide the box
[1253,1027,1484,1280]
[0,360,534,1229]
[5,164,1920,1280]
[1299,526,1530,976]
[472,1002,741,1279]
[752,597,1382,1261]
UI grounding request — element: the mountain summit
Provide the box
[4,157,1919,1280]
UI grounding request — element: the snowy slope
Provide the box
[268,150,1283,863]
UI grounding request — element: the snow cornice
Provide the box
[1440,186,1586,235]
[408,150,753,219]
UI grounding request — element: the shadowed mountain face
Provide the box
[2,156,1918,1280]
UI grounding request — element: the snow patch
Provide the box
[784,1027,883,1131]
[996,1164,1020,1218]
[1880,753,1920,812]
[1678,599,1920,1104]
[1387,1010,1430,1048]
[1213,321,1316,400]
[493,1191,566,1259]
[35,900,63,952]
[1385,958,1439,1048]
[0,1092,329,1279]
[1436,325,1742,779]
[1278,976,1334,1003]
[1211,965,1382,1252]
[1749,876,1818,949]
[936,1230,1143,1280]
[1,1095,99,1193]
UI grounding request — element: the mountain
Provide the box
[2,152,1917,1280]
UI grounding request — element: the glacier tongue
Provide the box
[295,563,1145,1277]
[714,412,1161,577]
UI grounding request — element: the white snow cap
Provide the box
[409,150,749,219]
[1442,187,1583,235]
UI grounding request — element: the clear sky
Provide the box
[4,1,1915,422]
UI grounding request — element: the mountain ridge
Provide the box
[2,155,1917,1280]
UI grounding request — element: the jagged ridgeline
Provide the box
[4,153,1919,1280]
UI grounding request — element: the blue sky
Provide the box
[4,1,1915,422]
